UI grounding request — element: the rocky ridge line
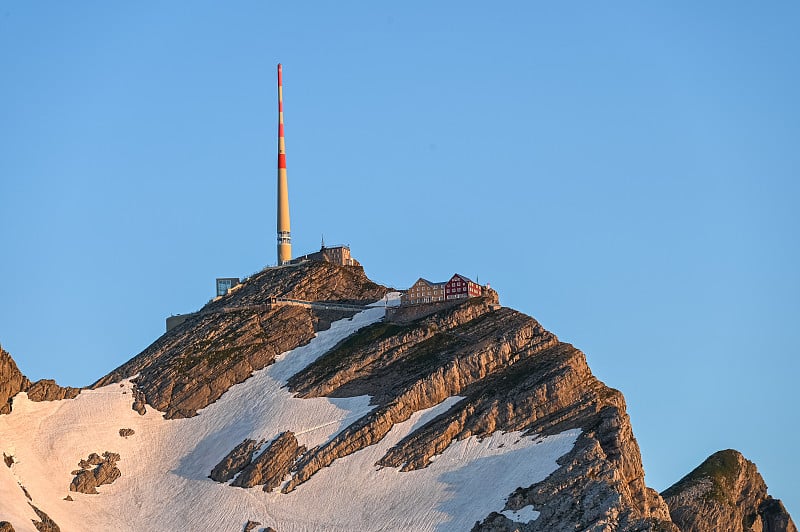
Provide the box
[93,261,388,419]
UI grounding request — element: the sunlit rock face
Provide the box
[663,450,797,532]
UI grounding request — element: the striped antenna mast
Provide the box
[276,63,292,265]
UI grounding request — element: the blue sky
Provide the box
[1,1,798,517]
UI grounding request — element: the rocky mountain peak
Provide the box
[92,260,389,419]
[663,449,797,532]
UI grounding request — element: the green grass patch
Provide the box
[398,332,465,370]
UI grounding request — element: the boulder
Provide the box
[69,451,121,495]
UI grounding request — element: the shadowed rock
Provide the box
[210,438,264,483]
[231,432,305,492]
[0,521,15,532]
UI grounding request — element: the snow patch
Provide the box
[368,291,402,307]
[501,505,540,523]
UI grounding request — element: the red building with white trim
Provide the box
[445,274,481,301]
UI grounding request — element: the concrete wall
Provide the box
[166,313,196,332]
[385,300,461,324]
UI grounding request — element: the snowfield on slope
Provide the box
[1,303,580,531]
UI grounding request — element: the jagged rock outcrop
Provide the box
[210,438,264,483]
[231,432,305,492]
[243,520,261,531]
[3,453,13,468]
[119,428,135,438]
[0,521,15,532]
[759,498,797,532]
[25,380,80,402]
[131,387,147,415]
[93,261,387,419]
[0,346,81,414]
[29,504,59,532]
[662,449,797,532]
[0,347,29,414]
[69,452,121,495]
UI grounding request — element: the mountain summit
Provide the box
[0,261,794,531]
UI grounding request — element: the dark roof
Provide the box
[414,278,447,288]
[448,273,478,285]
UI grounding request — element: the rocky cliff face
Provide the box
[281,296,676,530]
[0,347,80,414]
[662,450,797,532]
[0,348,29,415]
[93,261,388,419]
